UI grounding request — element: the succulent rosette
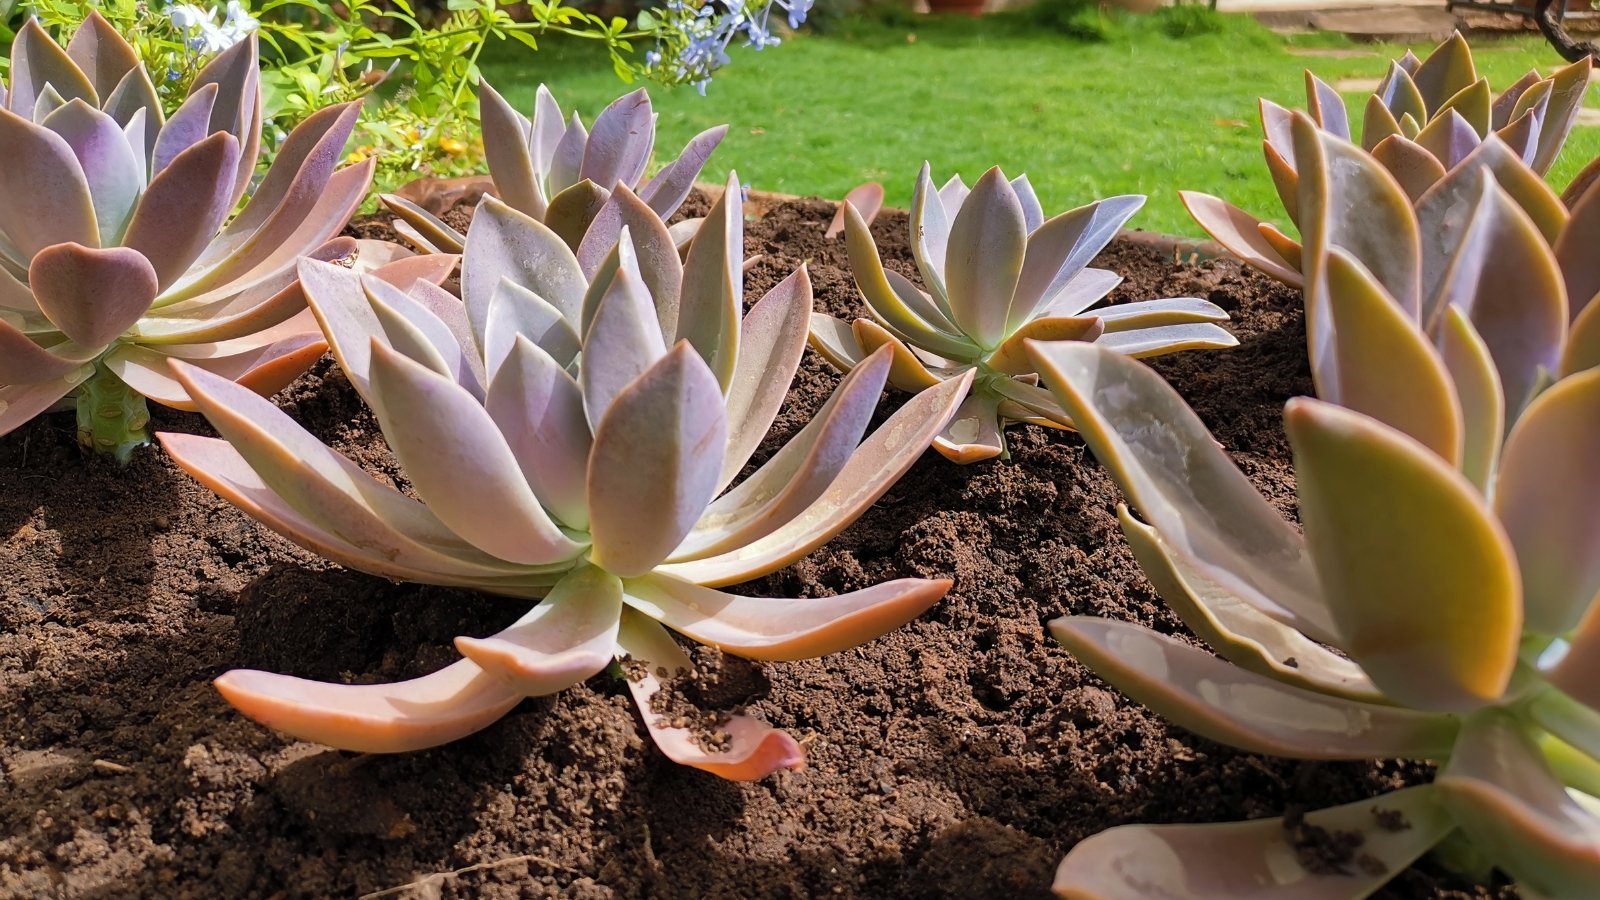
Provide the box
[810,162,1236,463]
[381,81,727,255]
[160,174,968,780]
[1184,31,1591,289]
[0,15,374,461]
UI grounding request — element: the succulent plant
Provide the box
[1184,31,1591,289]
[809,163,1236,463]
[0,15,373,462]
[381,81,727,256]
[159,174,968,779]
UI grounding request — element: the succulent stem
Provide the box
[75,360,151,465]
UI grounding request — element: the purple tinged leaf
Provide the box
[1258,98,1298,163]
[937,173,969,210]
[478,79,540,219]
[9,19,95,115]
[485,277,581,379]
[576,185,681,332]
[1036,267,1124,318]
[884,269,960,336]
[216,101,360,248]
[1435,78,1492,137]
[1304,72,1349,140]
[487,336,592,531]
[1370,134,1446,201]
[580,88,653,191]
[379,193,465,255]
[1179,192,1302,287]
[677,172,743,387]
[1027,343,1334,643]
[65,13,141,101]
[1009,194,1145,331]
[41,98,143,246]
[1094,297,1230,332]
[103,67,162,157]
[461,197,586,347]
[529,85,566,182]
[638,124,728,220]
[1263,141,1300,224]
[1531,56,1591,176]
[1557,165,1600,323]
[152,83,218,176]
[456,566,620,695]
[1052,617,1459,759]
[1286,398,1520,711]
[1052,785,1453,900]
[366,285,455,380]
[624,573,948,662]
[1436,712,1600,895]
[1493,69,1543,130]
[0,106,98,255]
[122,132,240,291]
[1375,60,1428,126]
[943,167,1027,349]
[365,342,587,566]
[910,162,953,307]
[580,237,668,429]
[0,319,94,384]
[549,111,587,198]
[1414,108,1481,169]
[298,258,384,400]
[1494,368,1600,635]
[0,378,78,437]
[29,243,157,347]
[1010,174,1044,232]
[1563,299,1600,378]
[718,266,813,491]
[186,33,261,204]
[587,343,727,577]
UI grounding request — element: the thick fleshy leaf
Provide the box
[1036,268,1124,319]
[1052,785,1452,900]
[1027,342,1335,643]
[1558,163,1600,323]
[1494,368,1600,635]
[29,243,157,348]
[121,132,240,290]
[151,83,218,176]
[807,313,866,373]
[1447,137,1568,245]
[478,80,540,217]
[0,322,95,384]
[1375,59,1428,126]
[528,84,566,181]
[111,333,326,410]
[103,69,161,157]
[380,193,466,255]
[1093,297,1230,332]
[1532,57,1592,176]
[486,336,592,531]
[938,174,969,210]
[9,19,95,114]
[910,162,953,306]
[884,269,962,337]
[0,106,98,255]
[843,201,977,360]
[985,316,1103,377]
[1286,398,1520,711]
[1011,174,1044,232]
[1052,618,1458,759]
[1362,94,1404,153]
[1370,134,1446,202]
[366,342,586,566]
[1092,323,1238,359]
[718,266,813,490]
[1310,248,1461,464]
[543,179,609,251]
[297,258,384,399]
[1304,72,1350,140]
[65,13,141,107]
[1549,605,1600,714]
[580,89,652,190]
[1413,31,1476,110]
[1178,192,1302,287]
[679,346,891,560]
[580,246,668,429]
[625,573,947,662]
[676,173,743,387]
[1117,508,1381,701]
[931,390,1005,464]
[827,182,887,239]
[214,659,523,753]
[485,277,581,380]
[1438,306,1504,492]
[656,372,973,587]
[616,610,804,780]
[587,343,727,578]
[1009,195,1146,331]
[548,111,587,197]
[1435,78,1491,136]
[852,319,943,393]
[461,197,587,344]
[943,167,1027,349]
[0,378,77,437]
[1436,712,1600,896]
[638,124,728,219]
[1564,299,1600,378]
[456,566,620,695]
[42,99,143,246]
[575,184,682,324]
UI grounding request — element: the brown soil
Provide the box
[0,197,1509,899]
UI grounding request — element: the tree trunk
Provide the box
[1536,0,1600,62]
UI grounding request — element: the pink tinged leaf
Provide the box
[407,280,485,391]
[106,336,326,410]
[638,124,728,220]
[1093,297,1230,332]
[942,167,1027,350]
[852,319,943,393]
[213,659,524,754]
[1304,72,1350,140]
[985,316,1104,378]
[122,132,241,291]
[0,106,98,255]
[1009,195,1146,332]
[1492,69,1543,130]
[655,370,974,588]
[548,111,587,198]
[1257,223,1303,273]
[379,193,466,255]
[719,266,814,490]
[366,342,585,566]
[1370,134,1446,202]
[1264,142,1301,225]
[28,242,157,348]
[1414,108,1481,169]
[1426,175,1566,419]
[0,378,77,437]
[910,162,954,307]
[1052,617,1458,759]
[1036,267,1124,319]
[156,430,549,586]
[1026,343,1336,643]
[625,572,948,662]
[298,258,385,401]
[1293,114,1422,318]
[367,251,458,293]
[1531,56,1591,176]
[587,342,727,578]
[1286,398,1521,712]
[807,312,867,372]
[42,99,143,246]
[151,82,218,175]
[580,88,653,191]
[0,319,95,384]
[827,182,886,239]
[1563,298,1600,378]
[104,68,162,158]
[456,566,620,695]
[1495,107,1540,167]
[1558,162,1600,324]
[1438,306,1504,493]
[485,277,581,380]
[1310,248,1462,465]
[478,80,540,219]
[1117,507,1383,703]
[1548,604,1600,713]
[677,172,743,387]
[580,248,668,429]
[8,19,96,115]
[1457,137,1567,243]
[461,197,586,347]
[989,376,1071,426]
[1436,712,1600,896]
[843,201,977,361]
[616,610,804,780]
[1177,192,1302,287]
[487,335,592,531]
[1493,368,1600,636]
[932,390,1004,464]
[64,12,140,102]
[1258,98,1298,164]
[186,34,260,204]
[575,184,682,329]
[1051,785,1453,900]
[1092,323,1238,359]
[1412,31,1476,112]
[677,346,891,560]
[366,284,456,381]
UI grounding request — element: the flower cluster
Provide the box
[643,0,810,94]
[167,0,259,54]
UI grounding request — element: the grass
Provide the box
[477,10,1600,237]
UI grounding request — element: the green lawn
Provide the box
[477,11,1600,237]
